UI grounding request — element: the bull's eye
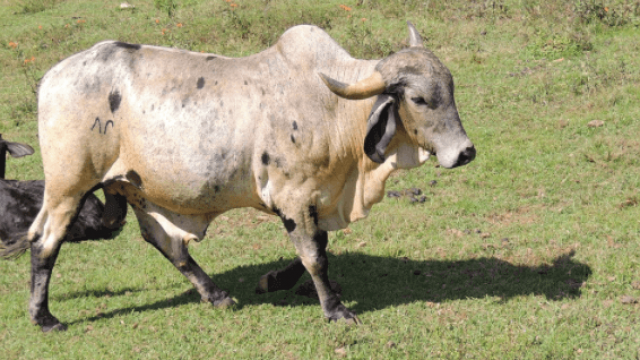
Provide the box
[411,97,428,106]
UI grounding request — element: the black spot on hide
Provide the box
[83,61,86,66]
[215,81,218,86]
[272,207,297,233]
[261,152,270,166]
[126,170,142,188]
[414,129,418,135]
[292,121,298,130]
[244,80,248,85]
[108,90,121,113]
[290,135,295,144]
[206,56,216,61]
[283,218,296,233]
[114,42,141,51]
[309,205,318,225]
[197,77,205,89]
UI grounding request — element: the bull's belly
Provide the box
[114,177,258,215]
[105,160,258,215]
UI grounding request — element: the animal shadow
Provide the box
[224,250,591,312]
[68,250,591,324]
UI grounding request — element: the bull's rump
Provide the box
[36,41,279,213]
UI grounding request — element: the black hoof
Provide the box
[255,270,300,294]
[42,322,68,332]
[329,314,361,326]
[327,304,361,325]
[212,296,236,308]
[34,315,67,332]
[201,290,235,308]
[255,271,274,294]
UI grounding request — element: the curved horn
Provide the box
[318,71,386,100]
[407,21,423,48]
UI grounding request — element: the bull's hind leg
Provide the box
[28,193,88,332]
[132,208,234,307]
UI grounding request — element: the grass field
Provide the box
[2,0,640,358]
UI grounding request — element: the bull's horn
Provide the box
[407,21,423,48]
[318,71,386,100]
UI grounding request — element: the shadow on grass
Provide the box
[66,250,591,325]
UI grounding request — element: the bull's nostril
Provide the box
[454,146,476,167]
[465,145,476,161]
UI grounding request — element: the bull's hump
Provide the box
[276,25,353,67]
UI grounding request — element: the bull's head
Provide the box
[319,22,475,169]
[0,134,34,179]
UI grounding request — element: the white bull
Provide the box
[2,23,475,331]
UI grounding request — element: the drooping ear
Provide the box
[364,94,397,164]
[6,141,34,158]
[407,21,424,48]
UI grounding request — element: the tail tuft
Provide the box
[0,232,31,260]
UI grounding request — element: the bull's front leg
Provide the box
[277,208,360,324]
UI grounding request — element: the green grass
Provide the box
[2,0,640,358]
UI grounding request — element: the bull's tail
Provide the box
[0,232,31,259]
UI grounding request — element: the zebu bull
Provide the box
[1,22,475,331]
